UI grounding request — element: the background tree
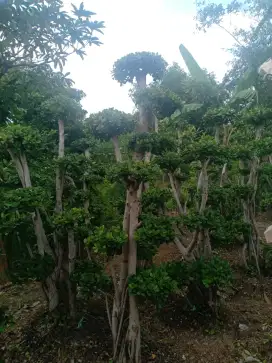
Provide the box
[0,0,104,72]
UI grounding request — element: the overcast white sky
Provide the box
[63,0,250,114]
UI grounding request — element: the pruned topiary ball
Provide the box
[112,52,167,85]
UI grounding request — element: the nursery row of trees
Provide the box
[1,0,272,362]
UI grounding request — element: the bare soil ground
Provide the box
[1,220,272,363]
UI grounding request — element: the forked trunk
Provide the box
[7,148,52,257]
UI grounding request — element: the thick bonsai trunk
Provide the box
[83,148,91,227]
[199,160,209,214]
[168,172,184,215]
[45,119,76,317]
[136,73,148,134]
[240,127,262,270]
[125,185,141,362]
[7,148,52,257]
[55,119,65,214]
[199,160,211,257]
[112,135,122,162]
[215,126,220,144]
[67,229,77,317]
[110,147,129,356]
[111,185,142,363]
[220,163,228,187]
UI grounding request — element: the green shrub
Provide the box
[189,256,233,289]
[86,225,127,256]
[71,260,111,297]
[8,255,55,283]
[128,256,233,310]
[128,265,178,309]
[0,306,13,333]
[136,214,175,260]
[141,187,172,215]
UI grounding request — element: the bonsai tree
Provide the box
[112,51,167,88]
[112,52,167,133]
[86,108,135,162]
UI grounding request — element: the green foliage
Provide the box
[0,0,104,71]
[203,107,235,128]
[156,152,183,173]
[0,306,13,333]
[241,106,272,127]
[0,124,55,153]
[110,161,161,186]
[181,211,214,231]
[164,261,190,288]
[86,108,135,140]
[129,256,233,309]
[112,52,167,85]
[141,187,172,215]
[71,260,111,297]
[262,245,272,274]
[0,66,80,126]
[86,225,127,256]
[132,84,183,119]
[260,192,272,211]
[136,214,175,260]
[190,256,233,289]
[53,208,86,228]
[2,186,50,213]
[8,255,55,283]
[128,132,175,155]
[255,137,272,157]
[128,266,178,309]
[41,93,85,124]
[179,44,212,84]
[182,135,227,163]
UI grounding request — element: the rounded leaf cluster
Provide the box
[128,256,232,309]
[112,52,167,85]
[2,187,49,213]
[110,161,161,186]
[240,106,272,127]
[211,218,250,246]
[156,151,182,173]
[86,225,126,256]
[255,137,272,158]
[53,208,86,228]
[71,260,111,297]
[136,214,175,260]
[128,266,178,309]
[86,108,135,140]
[203,107,235,127]
[189,256,233,289]
[141,187,172,214]
[41,94,85,123]
[128,132,175,155]
[9,255,55,283]
[132,85,182,119]
[0,124,54,153]
[182,135,227,163]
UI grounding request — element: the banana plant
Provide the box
[179,43,257,106]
